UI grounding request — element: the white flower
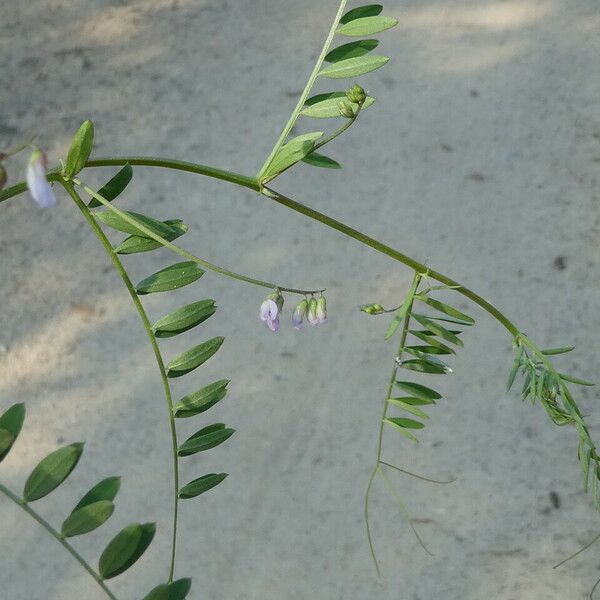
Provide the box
[26,149,56,208]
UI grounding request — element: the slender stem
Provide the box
[256,0,349,180]
[364,272,421,573]
[261,102,365,185]
[378,468,432,555]
[261,186,520,336]
[86,157,259,191]
[0,156,522,336]
[554,531,600,569]
[71,178,324,296]
[0,482,119,600]
[62,181,181,582]
[379,461,455,485]
[364,464,380,577]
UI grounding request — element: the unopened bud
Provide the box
[292,298,309,330]
[360,303,385,315]
[346,84,366,104]
[338,101,355,119]
[316,296,327,324]
[307,297,319,326]
[0,164,6,190]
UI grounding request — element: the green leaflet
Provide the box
[559,373,594,387]
[173,379,230,418]
[417,296,475,325]
[115,219,188,255]
[409,330,455,354]
[95,209,178,239]
[88,164,133,208]
[99,522,156,580]
[166,337,225,378]
[142,579,192,600]
[387,398,430,420]
[73,477,121,511]
[319,55,389,79]
[0,403,25,463]
[64,120,94,178]
[263,132,323,179]
[383,417,423,442]
[153,299,216,338]
[390,396,436,406]
[23,443,84,502]
[61,500,115,537]
[178,424,235,457]
[340,4,383,24]
[395,381,442,401]
[0,429,13,456]
[325,39,379,62]
[337,15,398,37]
[301,92,375,118]
[413,315,464,347]
[179,473,228,499]
[302,152,341,169]
[136,262,204,295]
[406,344,453,356]
[401,359,447,375]
[541,346,575,356]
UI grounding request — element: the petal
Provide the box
[267,315,280,332]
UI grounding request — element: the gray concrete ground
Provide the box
[1,0,599,598]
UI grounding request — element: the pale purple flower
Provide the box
[292,299,308,330]
[307,297,319,326]
[27,149,56,208]
[260,292,283,332]
[316,296,327,324]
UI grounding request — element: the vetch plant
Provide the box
[0,2,598,598]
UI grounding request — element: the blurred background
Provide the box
[1,0,599,598]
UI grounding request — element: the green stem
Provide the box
[256,0,349,180]
[378,461,455,485]
[89,158,259,191]
[0,156,521,336]
[62,181,181,582]
[364,272,421,573]
[0,482,119,600]
[261,186,520,336]
[71,178,324,296]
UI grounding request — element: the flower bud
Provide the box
[346,84,366,104]
[316,296,327,324]
[292,298,309,330]
[0,164,6,191]
[360,303,385,315]
[26,149,56,208]
[307,297,319,326]
[338,101,355,119]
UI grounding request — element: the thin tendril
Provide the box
[379,461,456,485]
[553,532,600,569]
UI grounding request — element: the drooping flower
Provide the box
[26,149,56,208]
[260,292,284,332]
[307,297,319,326]
[292,298,309,330]
[316,295,327,324]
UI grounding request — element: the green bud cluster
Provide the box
[360,303,385,315]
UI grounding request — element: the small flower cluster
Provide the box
[260,291,327,332]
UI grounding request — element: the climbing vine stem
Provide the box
[61,180,181,582]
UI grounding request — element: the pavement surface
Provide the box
[0,1,599,599]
